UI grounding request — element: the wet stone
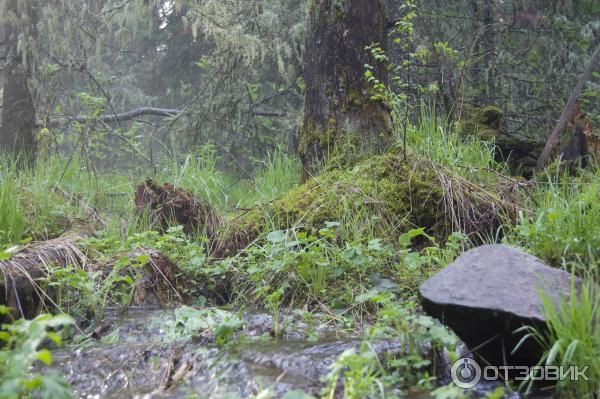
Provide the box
[420,244,581,367]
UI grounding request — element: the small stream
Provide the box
[49,308,520,398]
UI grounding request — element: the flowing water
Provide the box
[50,308,403,398]
[50,308,522,398]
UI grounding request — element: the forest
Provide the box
[0,0,598,398]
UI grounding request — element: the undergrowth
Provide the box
[504,164,600,398]
[0,302,74,399]
[406,105,508,179]
[0,107,598,398]
[508,166,600,277]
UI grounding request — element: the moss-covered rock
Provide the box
[217,147,518,255]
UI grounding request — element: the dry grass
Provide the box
[429,161,526,241]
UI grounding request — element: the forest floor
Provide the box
[0,116,598,398]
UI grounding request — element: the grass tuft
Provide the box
[0,162,25,245]
[522,279,599,398]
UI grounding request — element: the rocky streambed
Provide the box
[50,308,410,398]
[47,308,525,398]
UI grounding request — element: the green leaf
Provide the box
[368,239,383,251]
[47,332,62,345]
[398,228,425,248]
[267,230,286,243]
[36,349,53,366]
[355,289,379,303]
[190,255,205,267]
[404,252,426,270]
[46,314,75,328]
[23,376,44,389]
[135,255,150,265]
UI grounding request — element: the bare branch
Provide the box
[96,0,135,18]
[43,107,288,127]
[45,107,181,127]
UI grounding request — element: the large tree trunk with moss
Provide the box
[299,0,392,179]
[0,0,38,165]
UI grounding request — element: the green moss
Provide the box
[459,104,536,159]
[347,88,364,107]
[307,0,318,17]
[327,117,337,128]
[226,147,512,251]
[298,122,337,160]
[228,149,447,244]
[460,104,504,140]
[269,148,447,240]
[242,208,266,231]
[480,105,503,126]
[308,0,345,23]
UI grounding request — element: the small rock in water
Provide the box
[419,244,580,367]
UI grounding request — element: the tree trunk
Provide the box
[299,0,392,179]
[0,0,38,165]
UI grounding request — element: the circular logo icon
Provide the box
[451,357,482,389]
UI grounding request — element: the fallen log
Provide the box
[0,229,89,319]
[39,107,288,128]
[0,234,189,320]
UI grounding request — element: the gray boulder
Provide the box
[420,244,580,367]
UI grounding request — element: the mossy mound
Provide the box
[274,151,445,236]
[218,148,520,255]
